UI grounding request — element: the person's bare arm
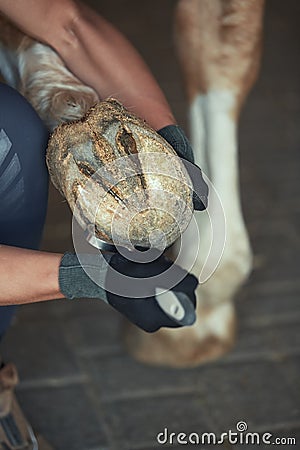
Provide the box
[0,0,176,129]
[0,245,64,305]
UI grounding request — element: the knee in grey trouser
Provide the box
[0,83,49,339]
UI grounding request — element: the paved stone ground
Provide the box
[1,1,300,449]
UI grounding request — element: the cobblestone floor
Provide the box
[1,1,300,449]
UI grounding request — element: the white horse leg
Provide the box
[124,0,265,367]
[0,14,98,131]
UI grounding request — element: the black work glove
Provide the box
[157,124,208,210]
[59,251,198,333]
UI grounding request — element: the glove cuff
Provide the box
[59,252,110,300]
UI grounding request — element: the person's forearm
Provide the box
[49,3,176,130]
[0,0,176,128]
[0,245,64,305]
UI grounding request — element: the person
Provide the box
[0,1,208,448]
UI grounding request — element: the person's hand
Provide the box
[59,250,198,332]
[157,125,208,210]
